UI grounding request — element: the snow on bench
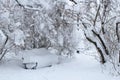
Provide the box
[19,48,59,69]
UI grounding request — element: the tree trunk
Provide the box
[84,33,106,64]
[92,30,109,55]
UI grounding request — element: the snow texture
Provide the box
[0,30,7,45]
[11,29,25,46]
[0,53,119,80]
[0,0,119,80]
[19,48,59,69]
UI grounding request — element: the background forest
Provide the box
[0,0,120,80]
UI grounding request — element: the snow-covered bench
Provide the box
[19,48,59,69]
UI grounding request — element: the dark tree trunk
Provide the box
[92,30,109,55]
[84,33,106,64]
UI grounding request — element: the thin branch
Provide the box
[0,31,8,54]
[104,16,116,24]
[15,0,25,8]
[119,51,120,63]
[0,49,7,61]
[93,5,100,26]
[69,0,77,4]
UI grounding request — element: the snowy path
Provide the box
[0,54,119,80]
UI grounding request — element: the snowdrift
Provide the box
[19,48,59,69]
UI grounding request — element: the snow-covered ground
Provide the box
[0,53,119,80]
[19,48,59,69]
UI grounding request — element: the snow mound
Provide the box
[10,29,25,46]
[0,30,7,45]
[19,48,59,69]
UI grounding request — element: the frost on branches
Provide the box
[74,0,120,73]
[0,0,77,62]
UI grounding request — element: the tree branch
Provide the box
[15,0,25,8]
[84,32,106,64]
[0,49,7,61]
[92,30,109,55]
[116,22,120,42]
[69,0,77,4]
[93,5,100,26]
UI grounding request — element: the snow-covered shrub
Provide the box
[19,48,59,69]
[45,1,77,56]
[0,30,8,61]
[0,0,77,65]
[73,0,120,74]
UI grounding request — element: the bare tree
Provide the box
[75,0,120,73]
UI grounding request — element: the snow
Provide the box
[11,29,25,46]
[0,30,6,43]
[0,30,6,45]
[18,0,52,10]
[19,48,59,68]
[66,0,75,6]
[0,53,119,80]
[0,10,10,23]
[97,0,100,5]
[0,0,120,80]
[15,22,21,27]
